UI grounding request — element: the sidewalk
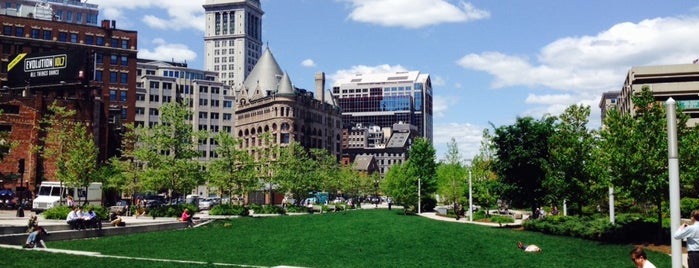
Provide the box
[418,211,524,227]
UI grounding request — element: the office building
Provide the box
[332,71,433,141]
[618,64,699,126]
[203,0,263,89]
[135,59,234,163]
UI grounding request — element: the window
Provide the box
[85,35,93,44]
[111,38,118,48]
[149,81,159,89]
[43,30,51,40]
[110,55,118,65]
[136,107,144,115]
[14,27,23,37]
[76,12,82,23]
[223,113,232,120]
[96,36,104,45]
[121,108,127,119]
[211,113,219,120]
[136,93,145,101]
[121,40,129,49]
[58,32,67,42]
[121,56,128,66]
[120,91,127,102]
[70,33,78,43]
[31,29,39,39]
[95,70,103,81]
[3,26,11,35]
[120,73,128,84]
[109,90,117,101]
[223,101,232,108]
[149,108,158,115]
[149,95,159,102]
[95,53,103,64]
[199,112,208,119]
[110,72,117,83]
[66,11,73,22]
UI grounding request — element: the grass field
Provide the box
[0,209,672,267]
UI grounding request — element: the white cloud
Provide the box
[342,0,489,29]
[301,59,316,67]
[524,94,574,105]
[457,16,699,126]
[433,95,458,118]
[433,122,484,161]
[328,64,408,85]
[432,76,446,86]
[138,38,198,63]
[92,0,205,31]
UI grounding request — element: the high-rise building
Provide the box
[135,59,234,164]
[1,0,99,25]
[332,71,433,141]
[203,0,263,89]
[617,64,699,126]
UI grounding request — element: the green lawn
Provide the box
[0,209,671,267]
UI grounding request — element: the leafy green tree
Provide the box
[598,86,690,230]
[273,142,316,203]
[471,129,500,215]
[492,116,556,212]
[381,161,415,213]
[208,131,257,204]
[101,123,141,202]
[437,138,466,206]
[133,101,205,202]
[36,102,99,205]
[546,104,599,214]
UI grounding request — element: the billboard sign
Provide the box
[5,50,87,88]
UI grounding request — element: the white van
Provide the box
[32,181,102,212]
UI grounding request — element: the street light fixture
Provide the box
[463,159,473,222]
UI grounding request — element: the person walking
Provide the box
[675,210,699,268]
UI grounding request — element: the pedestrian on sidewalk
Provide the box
[674,209,699,268]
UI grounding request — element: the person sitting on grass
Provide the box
[180,208,193,228]
[517,241,542,252]
[630,247,657,268]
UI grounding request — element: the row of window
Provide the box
[1,25,130,48]
[198,112,233,120]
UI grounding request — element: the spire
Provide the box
[277,71,295,95]
[243,47,283,99]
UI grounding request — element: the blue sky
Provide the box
[91,0,699,160]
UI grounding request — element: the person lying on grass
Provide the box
[517,241,542,252]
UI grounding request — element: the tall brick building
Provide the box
[0,14,137,196]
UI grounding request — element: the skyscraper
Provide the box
[203,0,263,89]
[332,71,433,141]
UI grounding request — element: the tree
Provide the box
[546,104,599,215]
[598,86,688,236]
[382,137,436,214]
[492,116,556,212]
[436,138,466,206]
[471,129,500,215]
[133,101,205,202]
[208,131,257,204]
[273,142,316,203]
[256,132,279,205]
[101,123,141,202]
[381,161,414,214]
[35,102,99,205]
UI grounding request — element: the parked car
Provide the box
[198,198,216,210]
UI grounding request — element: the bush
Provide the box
[148,204,198,218]
[522,213,660,243]
[42,205,108,220]
[285,205,308,213]
[491,215,514,226]
[42,206,73,220]
[210,204,249,216]
[249,204,285,215]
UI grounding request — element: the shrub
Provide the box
[523,213,660,243]
[149,204,198,218]
[249,204,285,215]
[42,205,108,220]
[490,215,514,226]
[42,205,73,220]
[210,204,249,216]
[285,205,308,213]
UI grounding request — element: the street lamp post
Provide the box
[468,168,473,222]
